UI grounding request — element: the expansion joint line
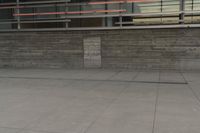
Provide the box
[82,83,131,133]
[132,70,141,81]
[180,72,200,106]
[152,70,161,133]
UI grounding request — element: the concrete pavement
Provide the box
[0,69,199,133]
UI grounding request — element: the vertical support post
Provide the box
[192,0,194,22]
[119,2,123,28]
[132,2,134,24]
[161,0,163,23]
[119,16,123,28]
[125,0,128,11]
[65,0,68,29]
[132,1,134,13]
[104,0,108,27]
[106,0,113,27]
[179,0,185,24]
[16,0,21,30]
[79,4,82,27]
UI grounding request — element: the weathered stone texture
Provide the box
[0,32,84,68]
[84,37,101,68]
[0,28,200,70]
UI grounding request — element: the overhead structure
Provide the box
[0,0,200,30]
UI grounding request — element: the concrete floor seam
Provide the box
[181,73,200,107]
[151,70,161,133]
[15,106,67,133]
[16,80,105,133]
[0,76,187,85]
[0,70,199,133]
[20,129,63,133]
[82,83,131,133]
[106,70,122,79]
[13,80,85,133]
[132,71,141,81]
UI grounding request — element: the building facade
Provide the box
[0,0,200,30]
[0,0,200,70]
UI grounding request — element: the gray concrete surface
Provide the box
[1,29,200,70]
[0,69,200,133]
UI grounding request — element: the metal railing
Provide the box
[0,0,200,31]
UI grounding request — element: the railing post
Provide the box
[104,0,108,27]
[119,2,123,28]
[65,0,68,29]
[179,0,185,24]
[16,0,21,30]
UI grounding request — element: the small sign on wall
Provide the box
[84,37,101,68]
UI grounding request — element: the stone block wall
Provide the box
[0,28,200,70]
[0,32,84,68]
[101,29,200,70]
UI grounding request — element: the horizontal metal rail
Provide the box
[0,0,153,6]
[13,9,127,17]
[1,24,200,32]
[67,11,182,19]
[11,11,200,19]
[1,11,200,25]
[0,0,155,10]
[0,20,70,24]
[0,0,66,6]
